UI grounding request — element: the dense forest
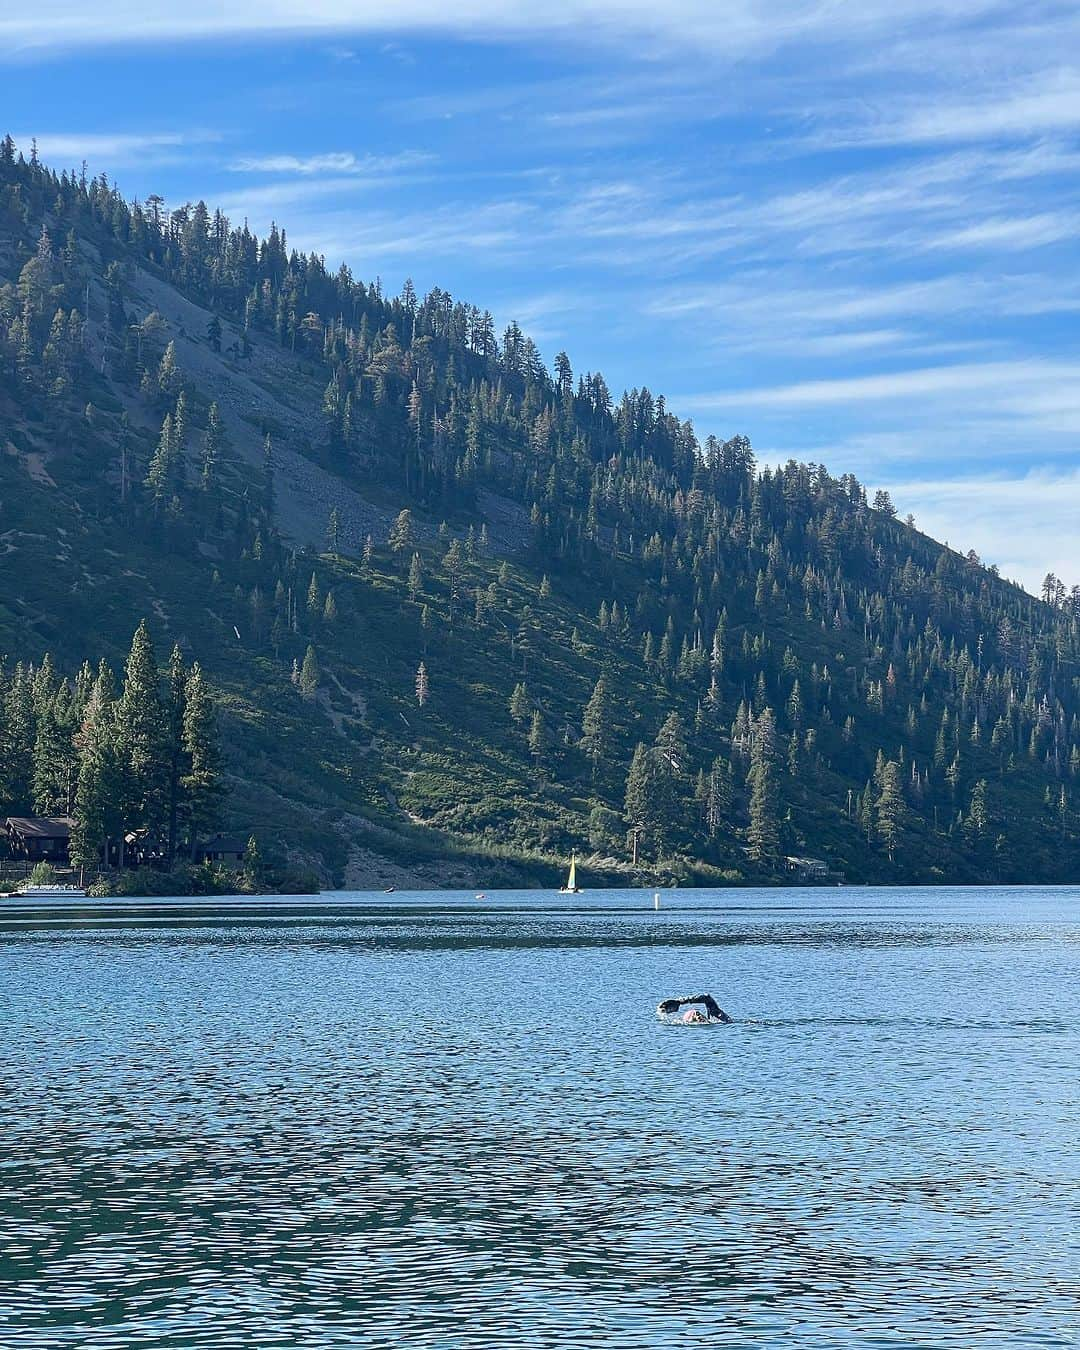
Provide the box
[2,135,1079,887]
[1,621,222,862]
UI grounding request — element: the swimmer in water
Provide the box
[657,994,732,1024]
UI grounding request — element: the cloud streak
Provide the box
[0,0,1061,62]
[687,358,1080,415]
[9,130,218,165]
[884,469,1080,590]
[228,149,431,175]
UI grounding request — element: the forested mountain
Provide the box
[2,136,1079,887]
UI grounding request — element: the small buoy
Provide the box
[654,891,660,910]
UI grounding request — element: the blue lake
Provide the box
[0,886,1077,1347]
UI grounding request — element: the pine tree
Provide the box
[118,621,168,840]
[652,711,689,851]
[164,643,188,864]
[654,711,687,775]
[3,664,34,810]
[327,506,341,555]
[444,539,465,622]
[299,645,320,699]
[389,509,413,561]
[201,401,224,491]
[156,340,179,400]
[966,779,989,841]
[528,710,548,777]
[705,756,732,836]
[262,432,275,515]
[746,707,780,864]
[509,682,530,724]
[415,661,429,709]
[876,760,906,860]
[70,661,121,870]
[31,661,73,815]
[408,552,424,600]
[624,742,663,859]
[180,662,223,855]
[580,675,610,777]
[145,412,173,509]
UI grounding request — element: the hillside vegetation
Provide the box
[2,136,1079,887]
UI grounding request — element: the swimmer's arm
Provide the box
[674,993,721,1016]
[657,994,732,1021]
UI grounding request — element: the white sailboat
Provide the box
[559,852,581,894]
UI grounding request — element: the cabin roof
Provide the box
[200,834,248,853]
[5,816,75,839]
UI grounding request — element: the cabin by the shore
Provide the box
[785,855,835,882]
[195,834,248,865]
[4,816,251,871]
[4,816,76,863]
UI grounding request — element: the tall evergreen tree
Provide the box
[3,664,35,810]
[201,401,224,491]
[70,661,121,870]
[118,621,168,840]
[876,760,906,860]
[528,709,548,778]
[580,675,611,778]
[509,681,530,724]
[746,707,780,864]
[299,645,320,699]
[164,643,188,864]
[389,509,413,560]
[31,656,72,815]
[180,662,223,855]
[624,742,656,860]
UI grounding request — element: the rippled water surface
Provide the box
[1,886,1077,1348]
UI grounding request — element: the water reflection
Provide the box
[0,888,1076,1347]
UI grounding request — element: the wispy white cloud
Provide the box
[9,130,218,165]
[263,199,537,264]
[687,358,1080,413]
[838,69,1080,148]
[920,211,1080,253]
[218,177,391,218]
[228,149,431,175]
[0,0,1048,61]
[882,469,1080,591]
[643,267,1080,367]
[486,288,597,344]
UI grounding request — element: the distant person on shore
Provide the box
[657,994,733,1024]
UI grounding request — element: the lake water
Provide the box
[0,886,1076,1348]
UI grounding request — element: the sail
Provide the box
[566,855,577,890]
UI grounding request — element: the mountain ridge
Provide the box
[2,136,1079,887]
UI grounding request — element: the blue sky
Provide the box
[3,1,1079,591]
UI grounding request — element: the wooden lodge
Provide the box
[4,817,251,870]
[4,816,76,863]
[785,855,843,883]
[195,835,248,865]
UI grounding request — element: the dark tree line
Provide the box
[0,622,224,868]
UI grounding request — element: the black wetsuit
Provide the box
[658,994,732,1022]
